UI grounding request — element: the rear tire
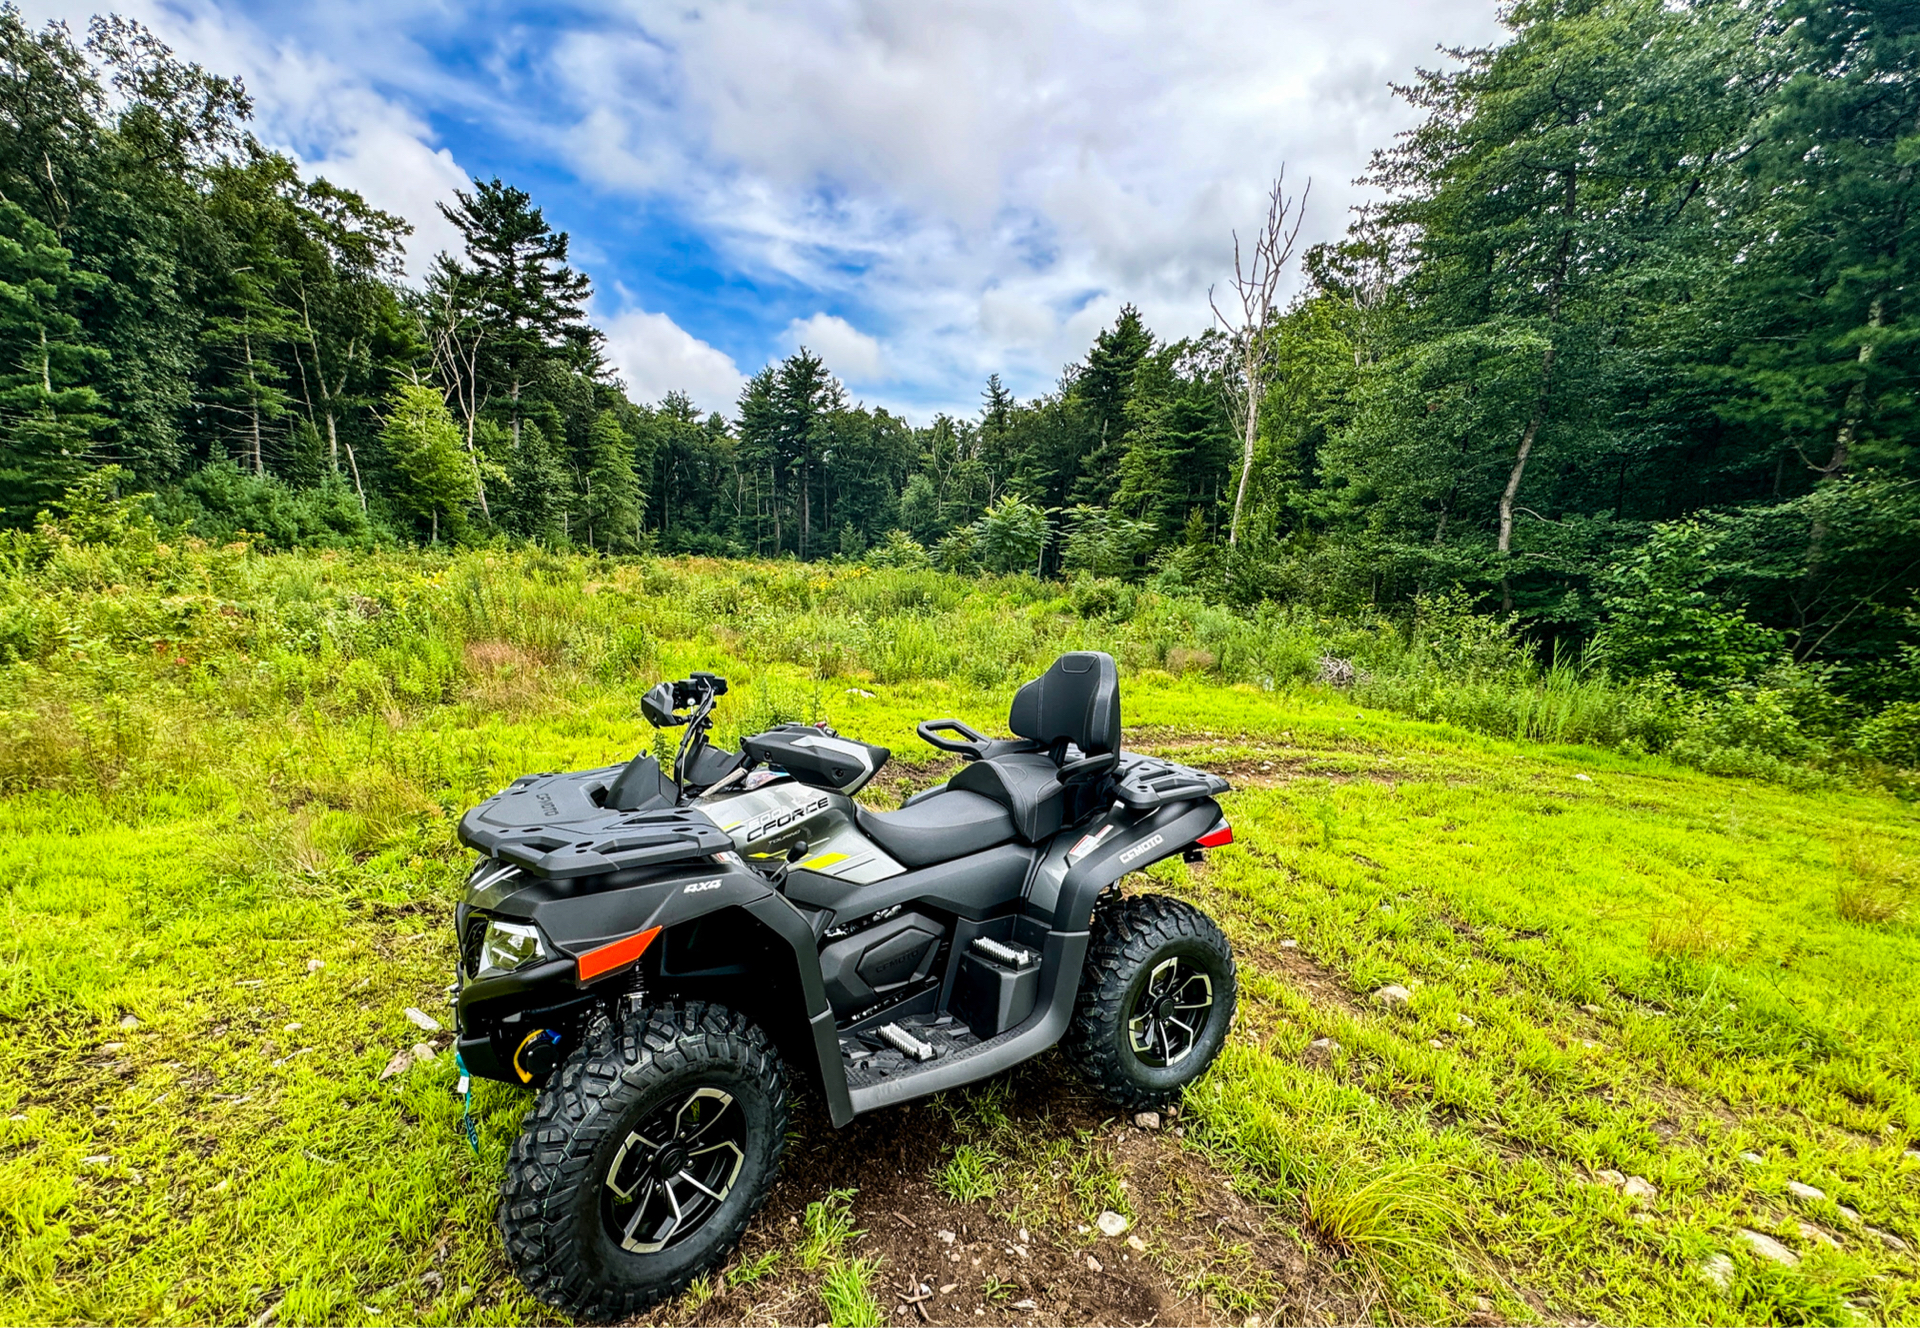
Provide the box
[1064,894,1237,1110]
[498,1001,788,1323]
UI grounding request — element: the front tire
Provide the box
[499,1002,789,1323]
[1065,894,1237,1110]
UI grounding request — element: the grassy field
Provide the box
[1,542,1916,1326]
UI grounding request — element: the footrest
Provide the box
[971,936,1034,968]
[875,1022,937,1062]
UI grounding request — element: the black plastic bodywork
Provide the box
[454,733,1230,1125]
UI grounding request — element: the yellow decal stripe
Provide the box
[801,851,850,872]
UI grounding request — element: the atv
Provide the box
[451,651,1238,1320]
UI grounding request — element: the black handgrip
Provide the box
[918,718,989,759]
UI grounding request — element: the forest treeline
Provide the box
[0,1,1916,744]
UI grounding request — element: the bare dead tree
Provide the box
[1211,170,1309,547]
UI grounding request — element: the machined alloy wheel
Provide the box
[1065,893,1237,1110]
[603,1086,748,1253]
[1127,956,1214,1067]
[499,1002,788,1323]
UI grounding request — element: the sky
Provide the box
[24,0,1505,420]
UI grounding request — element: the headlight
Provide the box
[478,919,548,976]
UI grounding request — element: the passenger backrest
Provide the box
[1007,651,1121,757]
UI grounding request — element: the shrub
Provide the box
[1857,701,1920,769]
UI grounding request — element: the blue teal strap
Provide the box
[455,1051,480,1155]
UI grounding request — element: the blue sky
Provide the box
[27,0,1503,419]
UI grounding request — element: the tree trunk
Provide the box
[1497,166,1576,613]
[1825,296,1882,478]
[1228,347,1260,547]
[342,436,366,511]
[243,331,264,476]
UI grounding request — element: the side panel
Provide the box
[783,842,1035,923]
[702,782,905,884]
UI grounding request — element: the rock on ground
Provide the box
[1700,1254,1735,1289]
[1787,1180,1826,1201]
[1096,1210,1130,1237]
[1373,984,1412,1008]
[1737,1229,1800,1266]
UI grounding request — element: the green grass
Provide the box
[0,545,1917,1325]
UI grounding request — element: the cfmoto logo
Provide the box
[1118,833,1165,865]
[745,796,829,842]
[683,878,723,894]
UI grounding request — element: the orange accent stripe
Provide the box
[1196,825,1233,848]
[576,925,662,982]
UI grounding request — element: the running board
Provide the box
[843,929,1089,1117]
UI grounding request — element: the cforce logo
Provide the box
[1118,833,1165,866]
[744,795,829,842]
[682,878,723,894]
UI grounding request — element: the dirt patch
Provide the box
[645,1056,1368,1328]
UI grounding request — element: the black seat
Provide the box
[948,651,1121,842]
[856,790,1015,869]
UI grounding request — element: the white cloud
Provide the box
[20,0,1506,414]
[601,307,747,413]
[19,0,470,279]
[526,0,1504,410]
[784,313,885,383]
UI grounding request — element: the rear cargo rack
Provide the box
[1112,753,1231,810]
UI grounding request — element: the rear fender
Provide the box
[1047,797,1222,932]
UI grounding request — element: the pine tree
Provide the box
[0,200,108,524]
[1067,305,1153,507]
[581,408,641,551]
[434,178,600,455]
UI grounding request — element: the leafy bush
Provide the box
[1595,521,1786,687]
[862,528,929,569]
[148,461,380,550]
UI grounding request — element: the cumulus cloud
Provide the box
[19,0,470,278]
[785,314,885,383]
[529,0,1503,407]
[601,307,747,413]
[21,0,1505,413]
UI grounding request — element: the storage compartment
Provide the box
[741,724,889,794]
[949,937,1041,1037]
[820,910,944,1016]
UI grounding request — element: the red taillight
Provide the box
[1196,824,1233,848]
[576,926,661,982]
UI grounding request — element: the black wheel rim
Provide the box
[1128,956,1214,1068]
[601,1086,747,1254]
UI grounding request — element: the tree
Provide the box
[1718,0,1920,484]
[0,199,108,522]
[432,177,602,527]
[974,494,1047,575]
[581,407,641,551]
[379,381,469,541]
[1067,305,1154,508]
[1212,173,1307,545]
